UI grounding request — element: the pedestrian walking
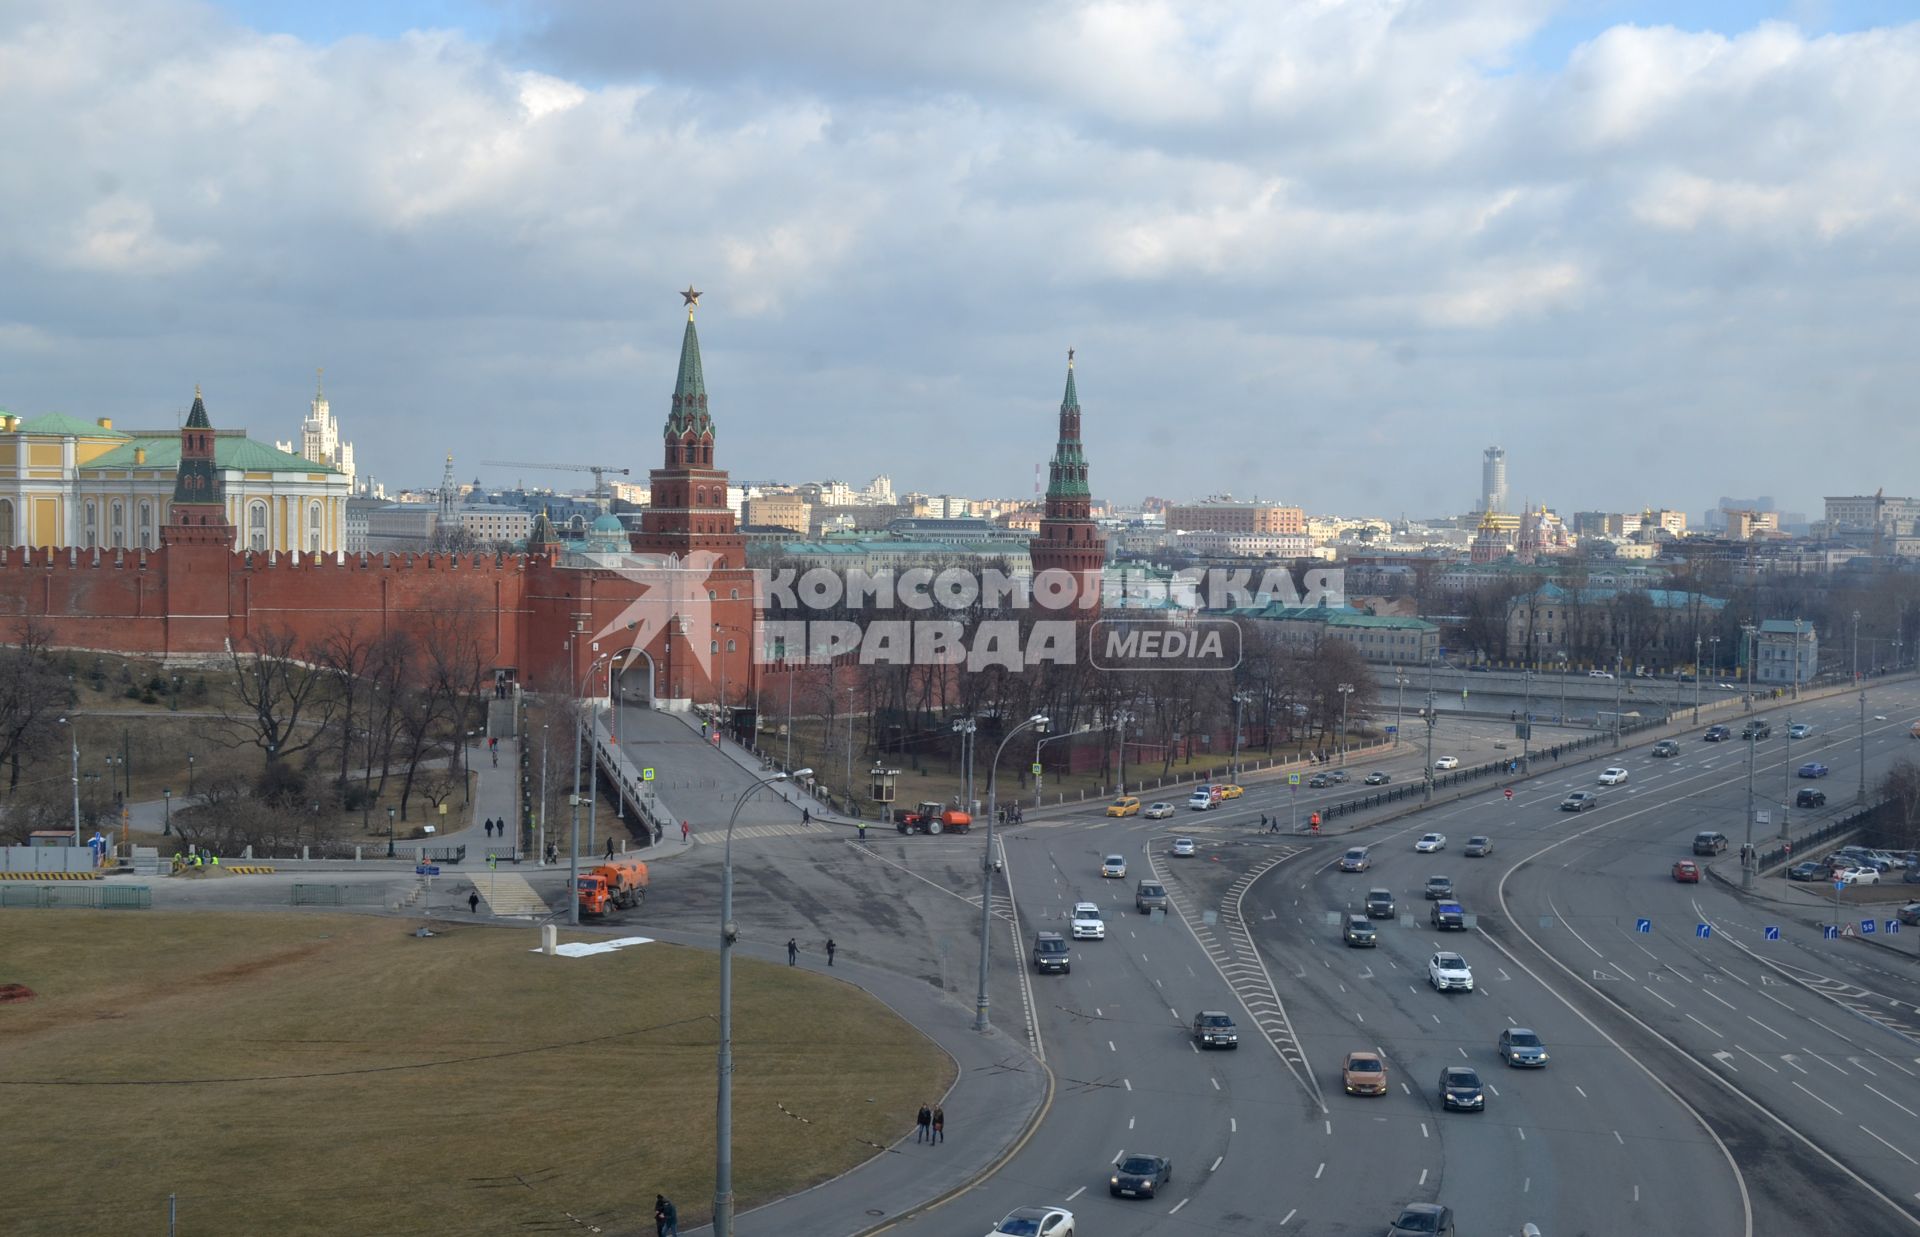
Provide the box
[826,938,836,966]
[916,1103,932,1143]
[1259,812,1268,830]
[681,820,690,843]
[857,821,868,842]
[802,807,811,826]
[931,1104,945,1144]
[468,891,479,914]
[605,837,615,861]
[787,937,798,966]
[653,822,664,845]
[654,1194,678,1237]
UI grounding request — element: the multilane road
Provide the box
[911,683,1920,1235]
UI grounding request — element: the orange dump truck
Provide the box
[576,856,649,916]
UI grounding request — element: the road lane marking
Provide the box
[1109,1040,1116,1052]
[1419,1168,1428,1185]
[1281,1209,1296,1225]
[1065,1186,1085,1201]
[1734,1045,1779,1072]
[1860,1125,1920,1165]
[1422,1122,1430,1139]
[1168,1198,1189,1214]
[1747,1016,1789,1041]
[1705,990,1738,1011]
[1641,984,1678,1008]
[1866,1085,1918,1117]
[1793,1080,1843,1114]
[1517,1126,1526,1140]
[1210,1156,1222,1172]
[1613,1130,1624,1144]
[1687,1013,1724,1037]
[1812,1055,1849,1076]
[1212,1077,1221,1090]
[1575,1085,1587,1097]
[1124,1079,1132,1091]
[1324,1119,1332,1135]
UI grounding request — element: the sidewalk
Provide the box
[618,923,1050,1237]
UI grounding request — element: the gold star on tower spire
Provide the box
[681,285,701,318]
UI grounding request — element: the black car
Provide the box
[1439,1065,1484,1111]
[1742,720,1772,740]
[1031,932,1071,975]
[1430,901,1465,930]
[1897,903,1920,927]
[1344,915,1378,947]
[1704,725,1732,742]
[1424,876,1454,901]
[1787,860,1826,881]
[1796,788,1827,808]
[1651,739,1680,757]
[1327,770,1349,784]
[1109,1152,1172,1198]
[1308,772,1333,788]
[1364,770,1391,785]
[1388,1204,1456,1237]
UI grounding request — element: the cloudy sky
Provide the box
[1,1,1915,519]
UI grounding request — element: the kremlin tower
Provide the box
[1027,351,1107,613]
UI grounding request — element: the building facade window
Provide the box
[308,501,323,552]
[249,500,269,552]
[138,500,153,549]
[110,500,125,548]
[0,499,12,546]
[83,501,97,548]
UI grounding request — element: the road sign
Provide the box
[1695,923,1712,939]
[1862,919,1877,935]
[1835,879,1848,892]
[423,865,440,877]
[1764,925,1780,941]
[1031,762,1042,775]
[1755,810,1771,826]
[1888,920,1902,934]
[1504,788,1514,801]
[642,767,655,782]
[1824,925,1840,939]
[414,864,427,875]
[1288,773,1300,785]
[1635,918,1651,933]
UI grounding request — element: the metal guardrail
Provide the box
[590,704,669,839]
[291,884,392,907]
[1756,800,1887,872]
[0,884,151,909]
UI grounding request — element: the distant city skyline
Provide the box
[2,2,1916,517]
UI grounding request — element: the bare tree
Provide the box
[215,627,338,763]
[0,617,70,791]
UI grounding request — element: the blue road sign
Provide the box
[1385,725,1398,734]
[1635,918,1652,933]
[1764,925,1780,941]
[414,864,427,875]
[1823,925,1840,939]
[1887,920,1902,934]
[424,865,441,876]
[1862,919,1877,935]
[1695,923,1712,939]
[1835,880,1848,892]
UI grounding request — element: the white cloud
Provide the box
[0,0,1915,514]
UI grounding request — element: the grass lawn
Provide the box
[0,912,951,1235]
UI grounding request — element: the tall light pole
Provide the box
[1112,711,1134,797]
[1336,683,1354,765]
[1792,619,1804,700]
[1521,667,1532,771]
[1693,636,1702,724]
[979,714,1049,1032]
[1858,687,1869,806]
[714,769,808,1237]
[1612,655,1624,748]
[1742,726,1757,891]
[1853,610,1861,683]
[1741,624,1756,712]
[1423,690,1437,803]
[1230,692,1249,780]
[952,719,977,813]
[58,718,79,844]
[1393,669,1406,747]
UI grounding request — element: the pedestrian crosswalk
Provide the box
[962,892,1016,922]
[691,822,824,844]
[471,870,551,917]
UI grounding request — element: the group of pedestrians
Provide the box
[787,937,837,966]
[996,804,1025,826]
[914,1102,946,1144]
[481,817,510,841]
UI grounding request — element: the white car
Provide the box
[1836,866,1881,887]
[1070,902,1106,940]
[1789,723,1813,739]
[1171,837,1197,857]
[1187,790,1217,811]
[1598,767,1630,786]
[1143,802,1176,820]
[1415,832,1447,853]
[1428,951,1474,991]
[1433,756,1460,770]
[1101,854,1128,878]
[1588,670,1615,679]
[988,1206,1075,1237]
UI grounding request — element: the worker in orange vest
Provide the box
[1309,812,1321,835]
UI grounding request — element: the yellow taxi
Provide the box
[1106,796,1142,817]
[1216,784,1244,800]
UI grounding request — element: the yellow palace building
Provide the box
[0,397,351,554]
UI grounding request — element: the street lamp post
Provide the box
[1741,624,1756,712]
[163,788,172,836]
[1336,684,1354,766]
[1793,619,1804,699]
[187,753,195,798]
[714,769,809,1237]
[1742,726,1756,891]
[952,719,977,815]
[386,806,396,859]
[1693,636,1702,724]
[58,718,80,845]
[1853,610,1861,683]
[1113,711,1134,797]
[1521,668,1532,771]
[1230,692,1248,780]
[1423,691,1437,803]
[979,715,1050,1032]
[1393,670,1406,747]
[539,723,549,865]
[1859,688,1869,807]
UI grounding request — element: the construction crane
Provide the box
[482,460,632,501]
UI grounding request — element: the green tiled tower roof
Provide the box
[665,315,712,440]
[1045,356,1089,501]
